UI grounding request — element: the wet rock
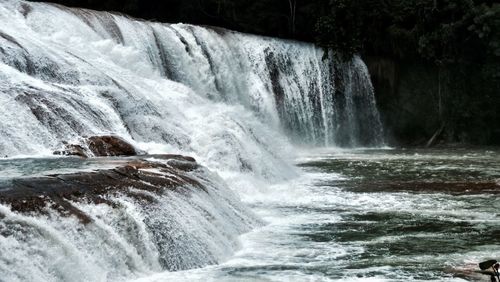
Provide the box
[54,135,139,157]
[86,135,137,156]
[166,159,199,171]
[19,3,33,18]
[149,154,196,163]
[147,154,198,171]
[54,144,87,158]
[0,155,203,223]
[351,180,500,195]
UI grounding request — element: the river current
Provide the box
[133,148,500,282]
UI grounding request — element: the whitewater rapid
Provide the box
[0,0,385,281]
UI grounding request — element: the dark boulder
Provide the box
[54,135,139,157]
[86,135,137,156]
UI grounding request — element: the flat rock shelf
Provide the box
[0,155,200,223]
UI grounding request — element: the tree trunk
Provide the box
[288,0,297,36]
[438,67,442,123]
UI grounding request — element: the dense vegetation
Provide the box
[29,0,500,145]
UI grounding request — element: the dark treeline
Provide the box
[28,0,500,145]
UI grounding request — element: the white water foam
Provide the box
[0,0,386,280]
[127,150,500,282]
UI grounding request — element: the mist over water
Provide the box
[0,0,402,281]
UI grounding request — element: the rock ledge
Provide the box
[0,154,201,223]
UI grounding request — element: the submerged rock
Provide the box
[0,155,201,223]
[54,135,139,157]
[351,180,500,195]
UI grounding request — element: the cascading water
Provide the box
[0,0,383,157]
[0,158,264,282]
[0,0,386,281]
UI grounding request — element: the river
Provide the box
[134,148,500,281]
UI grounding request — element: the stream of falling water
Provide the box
[0,1,437,281]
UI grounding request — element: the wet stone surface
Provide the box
[54,135,140,157]
[0,154,201,223]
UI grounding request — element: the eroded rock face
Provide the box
[54,135,139,157]
[0,155,200,223]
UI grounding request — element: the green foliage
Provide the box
[313,0,499,65]
[315,0,362,57]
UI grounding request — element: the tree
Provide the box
[287,0,297,35]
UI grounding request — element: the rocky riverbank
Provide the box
[0,136,203,223]
[0,136,260,276]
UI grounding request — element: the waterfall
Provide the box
[0,0,383,160]
[0,0,385,280]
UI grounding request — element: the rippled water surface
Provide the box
[136,148,500,281]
